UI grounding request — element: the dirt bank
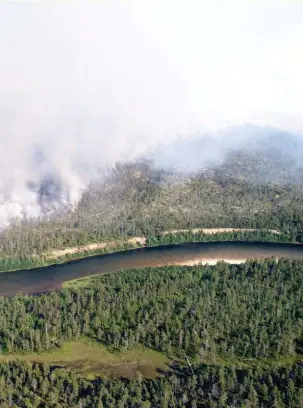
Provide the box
[174,258,246,266]
[45,228,281,260]
[46,237,147,259]
[174,256,280,266]
[162,228,281,235]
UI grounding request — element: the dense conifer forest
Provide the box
[145,229,293,246]
[0,260,302,406]
[1,259,302,358]
[0,360,302,407]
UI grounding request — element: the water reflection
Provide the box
[0,241,303,297]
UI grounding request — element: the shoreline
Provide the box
[45,228,280,259]
[0,244,146,274]
[0,227,295,274]
[162,227,281,235]
[0,241,288,274]
[173,256,281,266]
[174,258,247,266]
[61,255,281,289]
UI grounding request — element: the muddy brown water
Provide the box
[1,241,303,297]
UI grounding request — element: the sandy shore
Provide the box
[48,242,108,258]
[46,237,147,259]
[45,228,280,260]
[173,258,246,266]
[173,256,280,266]
[162,228,281,235]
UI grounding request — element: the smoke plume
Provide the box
[0,2,195,227]
[0,1,302,227]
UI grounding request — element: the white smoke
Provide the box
[0,1,302,227]
[0,2,196,227]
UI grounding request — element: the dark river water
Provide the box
[1,241,303,297]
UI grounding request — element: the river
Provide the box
[1,241,303,297]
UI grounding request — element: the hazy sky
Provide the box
[0,0,302,225]
[134,0,303,131]
[0,0,302,138]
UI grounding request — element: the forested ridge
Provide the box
[0,260,302,406]
[1,136,303,406]
[2,128,303,260]
[1,160,303,270]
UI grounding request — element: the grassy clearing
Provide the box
[0,337,300,380]
[0,338,169,380]
[61,274,103,289]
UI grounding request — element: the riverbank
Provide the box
[0,227,295,273]
[46,236,147,259]
[174,257,247,266]
[62,257,249,289]
[61,257,248,289]
[43,228,282,261]
[61,252,283,290]
[162,227,281,235]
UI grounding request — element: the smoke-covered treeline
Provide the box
[1,3,303,249]
[1,147,303,264]
[1,1,303,230]
[1,123,303,229]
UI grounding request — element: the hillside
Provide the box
[1,127,303,404]
[1,126,303,260]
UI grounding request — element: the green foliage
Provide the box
[0,260,303,406]
[1,145,303,405]
[0,229,294,273]
[1,162,303,264]
[0,239,139,272]
[0,260,302,361]
[0,339,169,380]
[146,229,293,246]
[0,360,302,407]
